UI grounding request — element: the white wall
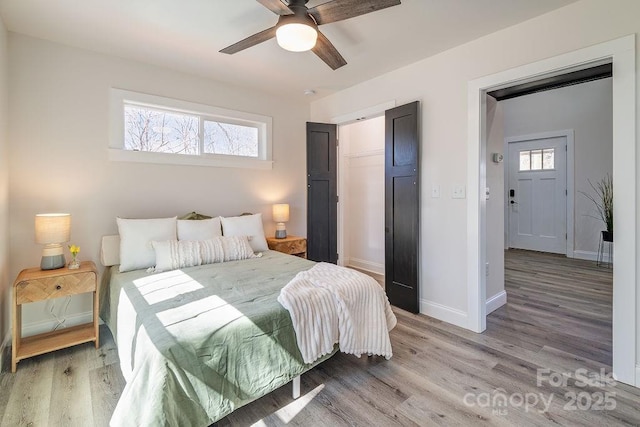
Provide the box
[485,96,505,306]
[310,0,639,330]
[8,34,309,332]
[501,78,613,257]
[0,18,8,348]
[340,116,385,274]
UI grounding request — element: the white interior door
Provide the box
[508,136,567,254]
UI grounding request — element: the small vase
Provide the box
[68,257,80,269]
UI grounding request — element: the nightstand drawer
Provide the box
[16,271,96,304]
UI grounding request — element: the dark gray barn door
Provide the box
[385,101,420,313]
[306,122,338,263]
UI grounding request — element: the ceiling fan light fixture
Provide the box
[276,15,317,52]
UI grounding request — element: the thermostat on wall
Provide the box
[492,153,504,163]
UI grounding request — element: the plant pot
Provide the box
[602,230,613,242]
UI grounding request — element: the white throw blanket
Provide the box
[278,262,397,364]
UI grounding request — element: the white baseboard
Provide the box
[572,250,600,262]
[347,257,384,276]
[486,290,507,314]
[635,365,640,388]
[419,299,468,329]
[22,311,94,338]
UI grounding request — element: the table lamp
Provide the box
[35,213,71,270]
[272,204,289,239]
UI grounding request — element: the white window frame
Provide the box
[109,88,273,170]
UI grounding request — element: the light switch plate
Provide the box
[432,185,440,198]
[452,185,466,199]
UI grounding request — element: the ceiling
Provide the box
[0,0,578,101]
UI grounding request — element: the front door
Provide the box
[508,135,567,254]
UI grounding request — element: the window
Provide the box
[203,120,259,157]
[519,148,554,171]
[124,106,199,155]
[110,89,272,169]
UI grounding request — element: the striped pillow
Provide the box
[151,236,258,272]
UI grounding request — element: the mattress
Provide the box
[100,250,335,426]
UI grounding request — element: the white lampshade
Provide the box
[272,204,290,223]
[276,23,317,52]
[35,213,71,270]
[35,213,71,244]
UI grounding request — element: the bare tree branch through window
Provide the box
[204,121,259,157]
[124,106,198,155]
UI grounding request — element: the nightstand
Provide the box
[266,235,307,258]
[12,261,99,372]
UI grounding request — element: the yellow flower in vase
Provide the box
[68,244,81,269]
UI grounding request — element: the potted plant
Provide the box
[582,174,613,242]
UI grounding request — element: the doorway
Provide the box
[467,35,636,386]
[338,116,385,278]
[490,78,614,375]
[308,101,420,313]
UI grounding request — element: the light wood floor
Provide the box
[1,250,639,426]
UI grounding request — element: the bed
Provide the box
[100,247,337,426]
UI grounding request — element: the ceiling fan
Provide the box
[220,0,402,70]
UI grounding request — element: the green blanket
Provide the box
[101,251,334,426]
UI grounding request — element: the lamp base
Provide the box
[275,222,287,239]
[41,254,66,270]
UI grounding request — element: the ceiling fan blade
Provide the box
[312,30,347,70]
[256,0,293,15]
[220,26,277,54]
[309,0,401,25]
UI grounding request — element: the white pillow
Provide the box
[117,217,177,272]
[177,217,222,241]
[220,213,268,252]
